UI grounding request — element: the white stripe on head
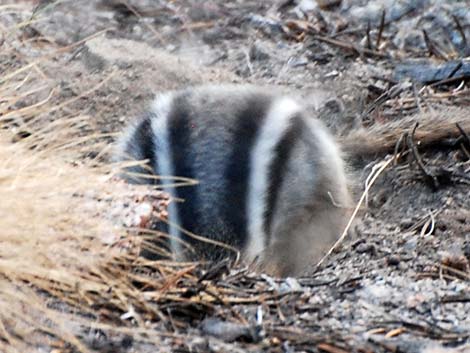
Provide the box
[150,93,182,256]
[245,97,301,261]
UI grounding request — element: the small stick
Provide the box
[407,207,443,233]
[315,156,395,270]
[310,34,389,59]
[364,82,408,117]
[460,144,470,160]
[419,211,435,237]
[422,30,448,60]
[375,9,386,49]
[456,123,470,149]
[452,15,469,55]
[429,75,466,88]
[393,133,406,165]
[330,27,364,39]
[447,61,463,79]
[406,123,439,190]
[423,29,434,57]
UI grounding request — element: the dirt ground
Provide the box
[0,0,469,352]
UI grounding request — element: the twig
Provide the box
[419,210,435,237]
[439,264,470,281]
[393,133,407,165]
[452,14,469,55]
[456,123,470,149]
[441,294,470,303]
[448,61,463,79]
[423,29,435,57]
[422,29,448,60]
[315,156,395,270]
[406,123,439,190]
[428,61,465,88]
[317,343,349,353]
[375,9,386,49]
[406,207,443,234]
[364,82,409,117]
[330,27,364,39]
[310,34,389,59]
[428,75,467,88]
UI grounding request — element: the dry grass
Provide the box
[0,11,171,351]
[0,86,142,352]
[0,23,216,350]
[0,124,233,351]
[0,134,117,352]
[0,123,193,353]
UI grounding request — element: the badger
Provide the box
[115,85,351,276]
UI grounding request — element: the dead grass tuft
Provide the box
[0,10,174,351]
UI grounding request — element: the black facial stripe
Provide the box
[222,95,272,250]
[167,93,198,245]
[263,115,303,244]
[138,112,158,183]
[124,112,158,185]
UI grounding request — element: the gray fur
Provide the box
[115,85,351,276]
